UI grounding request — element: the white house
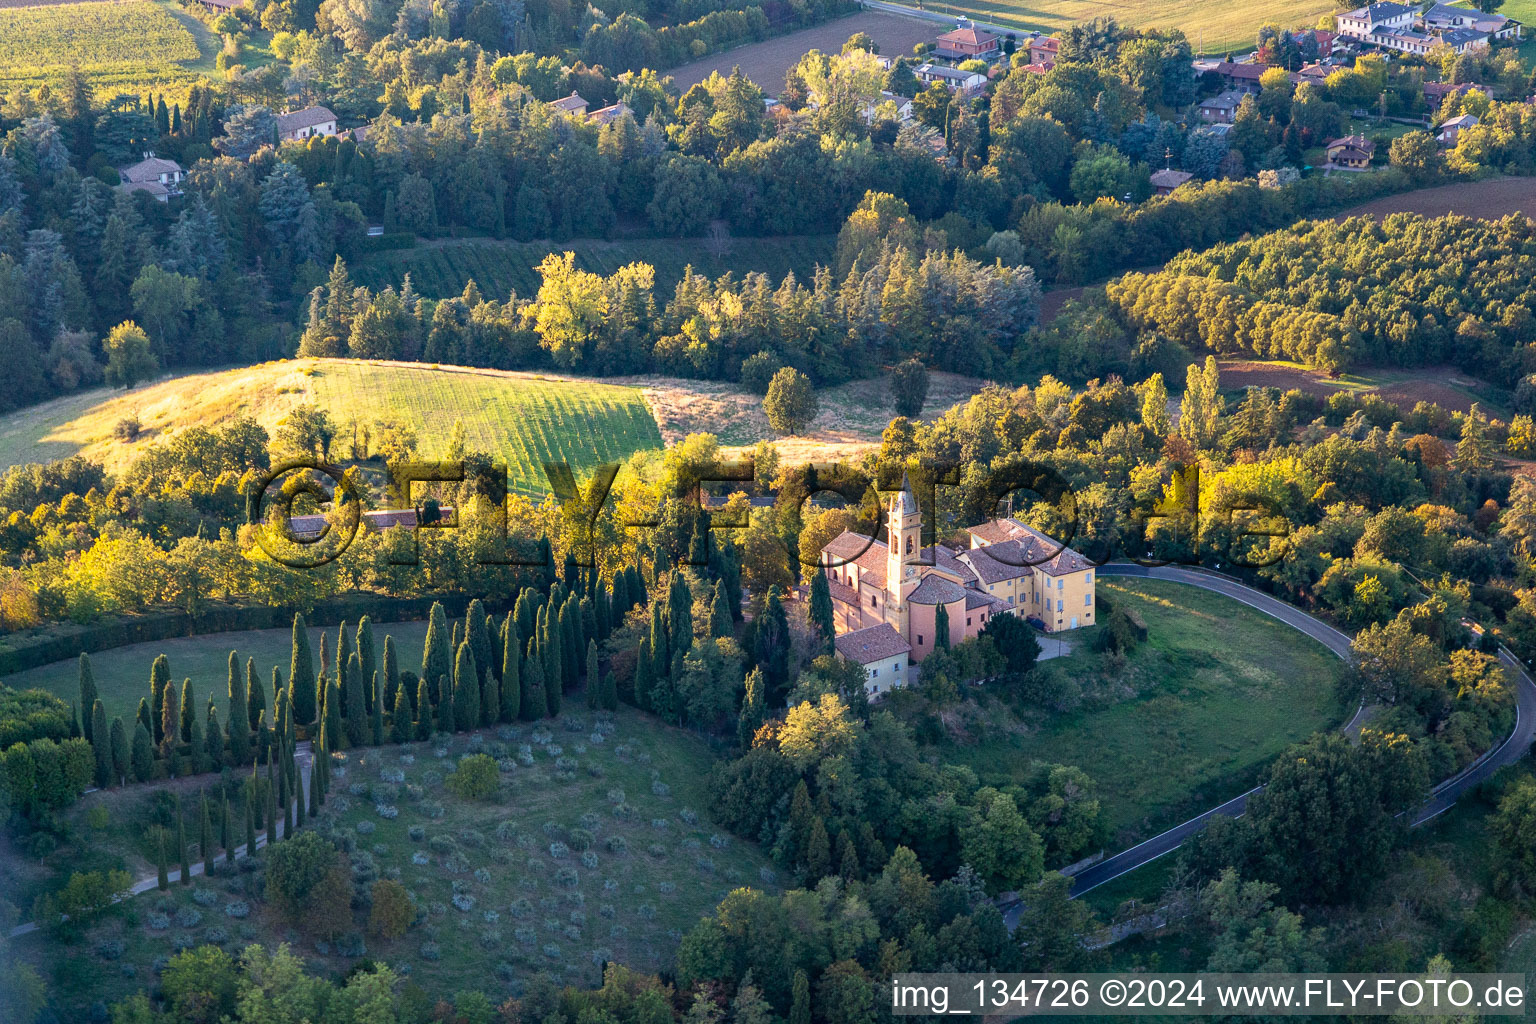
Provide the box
[833,623,911,699]
[275,106,338,143]
[914,63,987,96]
[1335,2,1417,42]
[117,154,184,201]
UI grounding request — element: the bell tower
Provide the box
[884,471,922,634]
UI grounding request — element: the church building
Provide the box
[819,474,1096,677]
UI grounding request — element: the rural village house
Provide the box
[117,154,184,201]
[275,105,338,142]
[933,24,999,60]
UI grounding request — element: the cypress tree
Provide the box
[159,679,180,759]
[453,642,479,731]
[465,599,490,679]
[336,621,354,706]
[294,758,306,828]
[370,673,384,744]
[250,768,263,829]
[563,595,581,688]
[586,640,599,709]
[205,700,224,772]
[522,655,547,722]
[435,673,454,734]
[249,662,268,746]
[344,652,366,746]
[267,774,278,845]
[934,601,951,650]
[90,699,111,787]
[481,656,499,729]
[596,581,611,640]
[244,790,255,855]
[136,697,153,740]
[200,793,213,875]
[149,654,170,745]
[228,652,250,765]
[357,617,377,711]
[635,637,653,711]
[809,568,835,654]
[189,702,207,773]
[283,759,295,837]
[175,794,190,884]
[668,572,693,663]
[131,722,154,782]
[221,794,232,860]
[291,613,316,725]
[157,830,169,890]
[70,702,81,739]
[711,581,733,638]
[804,816,831,879]
[451,620,462,659]
[600,665,618,711]
[273,687,287,752]
[789,972,810,1024]
[109,716,129,786]
[79,654,99,743]
[391,682,412,743]
[317,630,331,710]
[544,623,562,718]
[308,757,320,823]
[649,600,668,683]
[256,708,272,767]
[415,677,433,739]
[500,613,520,723]
[422,602,452,702]
[324,676,344,749]
[739,668,765,749]
[382,635,400,715]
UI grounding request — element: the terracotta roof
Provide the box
[835,623,910,664]
[275,106,336,133]
[823,529,883,564]
[1150,168,1194,188]
[956,544,1032,584]
[965,590,1006,611]
[936,26,996,46]
[827,578,858,607]
[119,180,171,197]
[923,545,977,584]
[588,101,633,125]
[1327,134,1374,153]
[908,575,966,606]
[964,518,1093,576]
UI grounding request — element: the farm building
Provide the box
[117,154,184,201]
[587,101,634,125]
[276,106,338,142]
[934,24,998,60]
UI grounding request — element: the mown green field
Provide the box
[918,0,1333,53]
[7,620,432,725]
[8,709,775,1015]
[0,359,664,494]
[353,235,839,301]
[945,578,1349,845]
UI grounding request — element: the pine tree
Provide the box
[228,652,250,765]
[200,793,214,875]
[370,673,384,744]
[522,656,547,722]
[586,640,600,709]
[738,668,765,747]
[500,613,521,723]
[291,613,316,725]
[175,794,190,885]
[415,677,433,739]
[836,829,861,881]
[808,569,836,654]
[157,830,169,890]
[90,699,111,787]
[79,654,99,743]
[149,654,170,745]
[109,717,129,786]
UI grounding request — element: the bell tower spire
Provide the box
[885,471,922,633]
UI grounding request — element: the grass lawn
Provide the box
[0,359,664,493]
[914,0,1332,54]
[6,619,431,725]
[8,709,774,1015]
[945,578,1349,846]
[353,235,838,302]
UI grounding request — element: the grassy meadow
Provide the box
[7,709,775,1015]
[6,619,432,725]
[352,235,839,302]
[0,359,664,494]
[917,0,1333,53]
[944,578,1349,845]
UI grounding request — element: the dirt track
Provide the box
[665,10,941,93]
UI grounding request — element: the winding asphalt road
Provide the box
[1034,564,1536,902]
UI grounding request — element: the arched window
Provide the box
[905,536,912,555]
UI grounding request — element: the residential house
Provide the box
[1198,89,1247,124]
[861,92,915,123]
[275,105,338,142]
[549,91,589,116]
[117,154,184,201]
[288,505,457,541]
[587,100,633,125]
[1028,35,1059,68]
[934,24,999,60]
[914,62,987,95]
[1326,133,1375,168]
[833,624,911,699]
[1335,2,1417,42]
[1437,27,1493,52]
[1437,112,1479,143]
[1422,2,1521,40]
[819,474,1094,664]
[1211,60,1269,94]
[1424,79,1476,107]
[1150,168,1193,195]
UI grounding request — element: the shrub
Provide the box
[147,912,170,930]
[420,941,441,961]
[445,754,498,799]
[174,907,202,928]
[96,938,126,960]
[379,767,405,784]
[355,820,375,835]
[368,879,414,940]
[191,887,218,906]
[510,898,532,918]
[680,808,698,825]
[605,836,627,853]
[549,841,569,859]
[451,892,475,912]
[659,881,676,894]
[408,826,426,842]
[474,867,492,883]
[543,944,561,959]
[204,926,228,945]
[412,851,429,865]
[224,901,250,919]
[554,867,578,887]
[581,851,598,869]
[600,903,615,918]
[651,781,670,798]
